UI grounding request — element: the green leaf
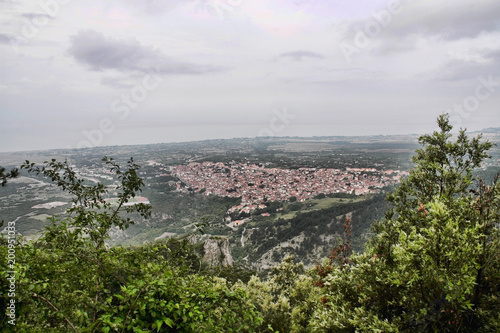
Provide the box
[164,318,174,328]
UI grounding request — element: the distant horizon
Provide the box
[1,124,498,155]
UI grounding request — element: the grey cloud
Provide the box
[438,60,490,82]
[0,33,12,44]
[395,1,500,41]
[421,48,500,82]
[21,13,53,20]
[370,36,417,56]
[277,50,324,61]
[415,1,500,41]
[68,30,223,75]
[484,49,500,62]
[340,0,500,54]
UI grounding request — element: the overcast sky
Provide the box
[0,0,499,152]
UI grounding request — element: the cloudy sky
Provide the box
[0,0,499,152]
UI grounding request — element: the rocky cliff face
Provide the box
[203,237,233,267]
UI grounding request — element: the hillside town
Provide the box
[173,162,407,216]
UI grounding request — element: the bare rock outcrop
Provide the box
[203,237,233,267]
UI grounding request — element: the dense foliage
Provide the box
[312,115,500,332]
[1,115,499,332]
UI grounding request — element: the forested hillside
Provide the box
[1,115,499,331]
[235,193,388,269]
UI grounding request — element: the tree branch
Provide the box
[33,293,78,332]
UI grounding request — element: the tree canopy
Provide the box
[313,114,500,332]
